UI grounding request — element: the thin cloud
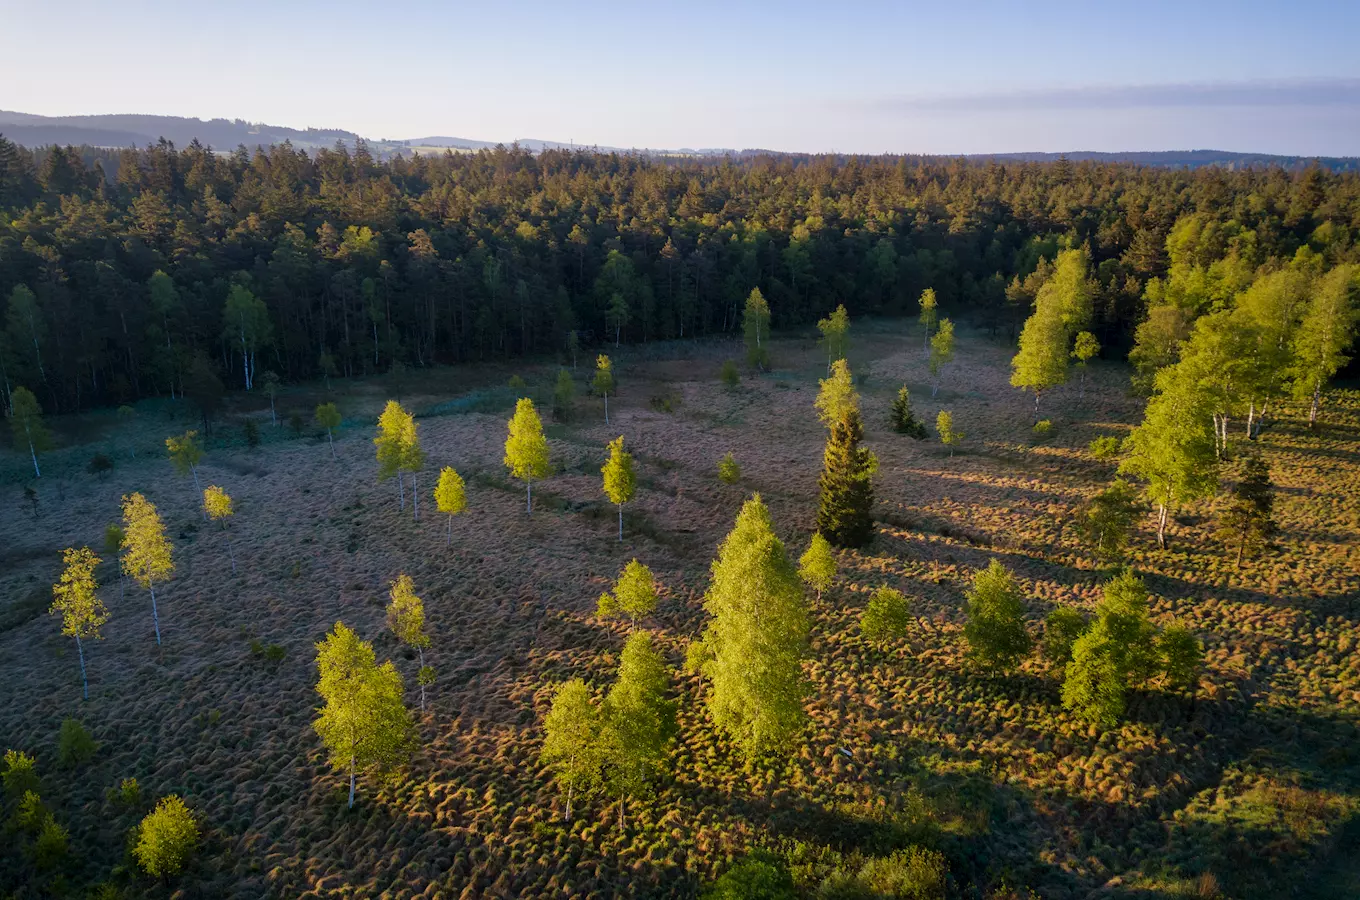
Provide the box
[872,79,1360,113]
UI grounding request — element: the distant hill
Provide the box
[2,110,1356,170]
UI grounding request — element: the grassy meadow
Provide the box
[2,323,1358,899]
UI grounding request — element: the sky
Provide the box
[3,0,1358,155]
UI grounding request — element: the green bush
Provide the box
[859,586,912,643]
[718,452,742,485]
[649,390,682,414]
[134,795,199,879]
[1043,607,1089,670]
[57,718,98,767]
[1032,419,1053,437]
[88,453,115,478]
[1089,435,1121,460]
[31,813,69,870]
[109,776,142,809]
[721,359,741,389]
[706,857,797,900]
[855,846,947,899]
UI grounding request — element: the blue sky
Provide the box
[3,0,1358,154]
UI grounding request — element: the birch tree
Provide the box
[814,358,858,429]
[9,386,50,478]
[202,485,237,574]
[315,402,341,459]
[50,547,108,701]
[221,284,272,391]
[120,493,174,645]
[401,413,425,522]
[165,431,206,521]
[1072,331,1100,400]
[433,466,467,548]
[504,398,551,513]
[386,575,433,712]
[597,559,658,629]
[313,621,414,808]
[374,400,412,511]
[917,288,937,351]
[540,679,602,821]
[743,287,771,369]
[816,304,850,373]
[600,631,675,829]
[797,532,836,601]
[928,318,954,397]
[593,354,617,424]
[1289,264,1358,428]
[601,436,636,541]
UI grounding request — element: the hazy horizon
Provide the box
[2,0,1358,155]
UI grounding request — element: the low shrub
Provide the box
[718,452,742,485]
[860,586,912,644]
[705,856,796,900]
[57,719,98,767]
[1089,435,1121,460]
[134,795,199,879]
[88,453,115,479]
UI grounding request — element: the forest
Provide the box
[1,139,1359,900]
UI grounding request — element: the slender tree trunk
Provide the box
[397,471,405,511]
[604,392,609,424]
[226,532,237,574]
[1156,503,1168,550]
[348,755,356,809]
[418,646,426,712]
[1310,382,1321,428]
[1079,367,1086,401]
[618,504,623,541]
[566,782,573,822]
[1246,401,1256,440]
[270,395,277,427]
[412,474,419,522]
[620,796,625,829]
[328,429,336,459]
[447,514,452,548]
[149,577,162,645]
[28,438,40,478]
[1236,531,1245,568]
[190,464,206,521]
[76,635,88,701]
[1033,390,1041,425]
[527,478,533,515]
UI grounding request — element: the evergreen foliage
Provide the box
[889,386,928,438]
[720,359,740,390]
[1217,454,1278,566]
[552,368,575,421]
[692,495,809,757]
[816,409,876,548]
[313,621,414,808]
[963,560,1032,673]
[56,718,97,767]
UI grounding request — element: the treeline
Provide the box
[2,133,1359,414]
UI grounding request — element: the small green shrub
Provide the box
[508,374,527,390]
[720,359,741,389]
[705,857,797,900]
[855,846,947,899]
[859,586,912,643]
[2,749,39,800]
[1043,607,1089,669]
[1032,419,1053,437]
[109,776,142,808]
[57,719,98,768]
[649,390,681,414]
[134,795,199,879]
[88,453,115,479]
[1089,435,1121,459]
[264,644,286,663]
[288,412,305,436]
[718,452,742,485]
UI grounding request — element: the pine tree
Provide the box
[165,431,206,521]
[600,631,675,829]
[504,398,551,513]
[374,400,412,511]
[797,532,836,601]
[315,402,341,459]
[9,386,50,478]
[817,409,876,548]
[597,559,658,629]
[133,795,198,880]
[814,358,858,428]
[433,466,467,548]
[1072,331,1100,399]
[743,288,771,369]
[601,436,636,541]
[889,386,927,438]
[690,495,809,757]
[859,585,912,644]
[593,354,617,424]
[50,547,108,701]
[387,575,433,712]
[540,679,602,821]
[816,304,850,373]
[202,486,237,574]
[1217,454,1278,566]
[928,318,954,397]
[963,560,1032,673]
[917,288,938,351]
[936,410,962,457]
[120,493,174,646]
[313,621,414,808]
[1078,479,1141,562]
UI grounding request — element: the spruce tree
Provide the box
[50,547,108,701]
[797,532,836,601]
[601,436,636,541]
[963,560,1032,673]
[315,402,341,459]
[597,559,658,629]
[600,631,675,828]
[717,452,741,485]
[165,431,206,521]
[540,679,602,821]
[202,486,236,574]
[504,398,551,513]
[433,466,467,548]
[386,575,433,712]
[889,386,927,438]
[593,354,617,424]
[817,409,875,548]
[313,621,414,808]
[690,495,809,757]
[1217,454,1277,566]
[120,493,174,646]
[9,386,50,478]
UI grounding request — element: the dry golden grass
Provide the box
[2,326,1357,898]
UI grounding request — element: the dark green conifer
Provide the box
[817,410,875,548]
